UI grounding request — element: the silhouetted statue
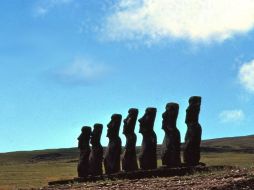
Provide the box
[77,126,91,178]
[104,114,122,174]
[139,107,157,170]
[122,108,139,172]
[161,103,181,167]
[89,123,103,176]
[183,96,202,166]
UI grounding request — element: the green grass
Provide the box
[201,152,254,167]
[0,149,78,189]
[1,152,254,189]
[1,135,254,189]
[0,161,77,189]
[201,135,254,149]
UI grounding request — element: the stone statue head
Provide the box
[90,123,103,146]
[78,126,91,149]
[107,114,122,138]
[185,96,201,124]
[139,107,157,134]
[123,108,139,135]
[162,102,179,130]
[80,126,92,139]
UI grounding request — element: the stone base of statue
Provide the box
[49,165,230,186]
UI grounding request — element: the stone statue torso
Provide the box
[89,144,103,175]
[122,134,138,171]
[139,131,157,170]
[161,127,181,167]
[104,137,122,174]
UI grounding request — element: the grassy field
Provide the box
[0,148,78,189]
[1,135,254,189]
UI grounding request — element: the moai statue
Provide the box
[122,108,139,172]
[77,126,91,178]
[104,114,122,174]
[139,107,157,170]
[183,96,202,166]
[89,123,103,176]
[161,103,181,167]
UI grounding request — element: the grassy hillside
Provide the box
[2,135,253,164]
[201,135,254,151]
[0,135,254,189]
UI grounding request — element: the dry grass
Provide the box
[1,135,254,189]
[1,152,254,189]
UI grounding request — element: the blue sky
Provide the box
[1,0,254,153]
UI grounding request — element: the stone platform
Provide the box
[48,165,233,186]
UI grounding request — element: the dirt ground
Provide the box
[40,168,254,190]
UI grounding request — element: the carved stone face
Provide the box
[107,114,122,138]
[78,126,91,149]
[107,117,114,138]
[185,106,200,124]
[81,126,92,139]
[139,108,156,134]
[162,111,169,129]
[90,132,96,145]
[123,108,138,135]
[162,103,179,130]
[90,124,102,146]
[185,96,201,125]
[167,104,179,119]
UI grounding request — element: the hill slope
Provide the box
[1,135,254,164]
[200,135,254,153]
[0,135,254,189]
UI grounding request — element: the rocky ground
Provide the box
[39,167,254,190]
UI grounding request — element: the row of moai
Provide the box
[77,96,202,177]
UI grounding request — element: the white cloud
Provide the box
[34,0,73,16]
[55,57,111,85]
[35,7,49,16]
[239,59,254,93]
[219,109,245,123]
[104,0,254,43]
